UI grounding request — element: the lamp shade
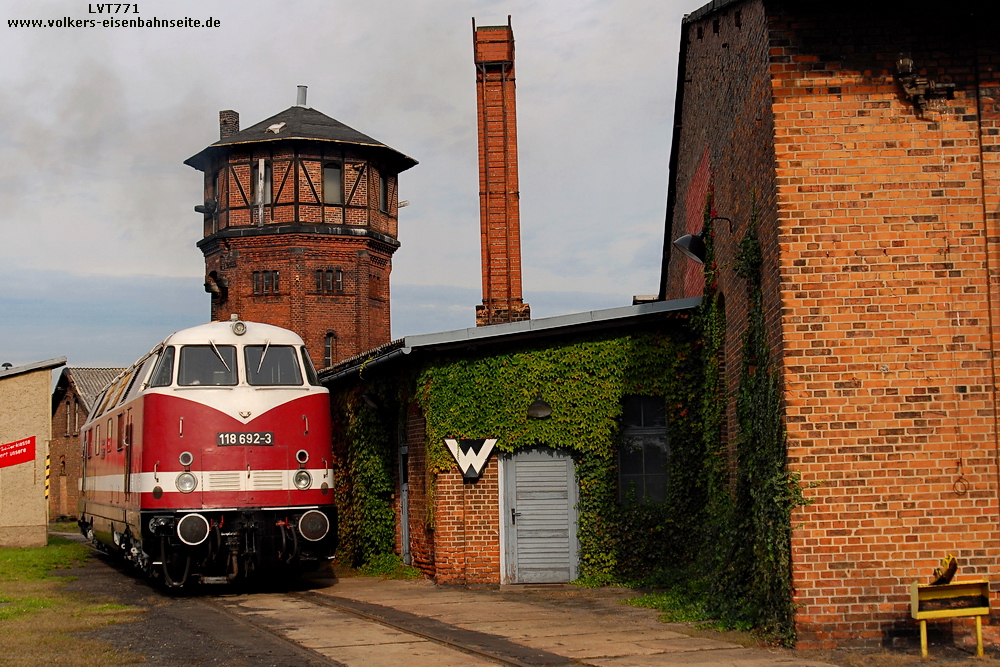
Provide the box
[527,396,552,419]
[672,233,706,264]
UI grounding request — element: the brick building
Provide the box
[49,367,125,520]
[322,299,696,585]
[185,87,417,368]
[660,0,1000,648]
[0,358,65,546]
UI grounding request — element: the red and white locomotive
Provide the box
[78,317,336,586]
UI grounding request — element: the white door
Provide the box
[501,447,578,584]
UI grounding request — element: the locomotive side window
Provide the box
[301,347,320,386]
[123,354,157,402]
[149,347,175,387]
[179,345,238,386]
[245,345,303,386]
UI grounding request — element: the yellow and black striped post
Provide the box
[45,454,50,499]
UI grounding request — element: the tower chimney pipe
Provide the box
[297,85,307,106]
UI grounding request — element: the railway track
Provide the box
[204,589,578,667]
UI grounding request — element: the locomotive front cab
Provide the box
[134,319,336,585]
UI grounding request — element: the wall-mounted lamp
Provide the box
[361,393,379,409]
[672,217,733,265]
[672,231,707,264]
[527,394,552,419]
[895,52,954,114]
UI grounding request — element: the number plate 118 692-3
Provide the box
[217,432,274,446]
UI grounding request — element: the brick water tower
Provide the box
[185,87,417,368]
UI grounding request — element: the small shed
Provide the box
[320,298,698,585]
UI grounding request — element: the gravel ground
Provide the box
[58,550,335,666]
[53,542,1000,667]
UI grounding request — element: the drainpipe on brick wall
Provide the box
[971,33,1000,514]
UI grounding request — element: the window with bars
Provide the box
[315,268,343,293]
[253,271,280,295]
[618,395,669,504]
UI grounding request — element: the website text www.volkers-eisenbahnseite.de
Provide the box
[8,4,220,28]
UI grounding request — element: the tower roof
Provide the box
[184,105,418,173]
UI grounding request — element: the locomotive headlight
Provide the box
[176,472,198,493]
[293,469,312,490]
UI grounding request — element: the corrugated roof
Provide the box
[67,368,127,412]
[185,106,418,173]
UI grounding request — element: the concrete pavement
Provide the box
[300,576,839,666]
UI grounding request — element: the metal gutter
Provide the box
[319,297,700,385]
[0,357,67,380]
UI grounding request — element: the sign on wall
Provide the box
[444,438,497,480]
[0,436,35,470]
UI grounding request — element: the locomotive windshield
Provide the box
[178,345,238,386]
[245,345,303,386]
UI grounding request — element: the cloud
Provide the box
[0,0,702,364]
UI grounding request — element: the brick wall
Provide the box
[49,392,82,520]
[665,0,781,459]
[666,0,1000,649]
[201,233,393,368]
[767,2,1000,649]
[432,461,501,585]
[401,401,502,584]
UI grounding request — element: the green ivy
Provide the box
[697,195,810,644]
[331,384,398,568]
[416,330,700,582]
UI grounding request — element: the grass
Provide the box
[0,532,144,666]
[357,553,423,580]
[625,587,714,623]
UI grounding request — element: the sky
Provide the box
[0,0,706,369]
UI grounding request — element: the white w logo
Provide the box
[444,438,498,480]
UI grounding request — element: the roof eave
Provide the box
[184,137,419,173]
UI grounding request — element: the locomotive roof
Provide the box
[162,320,306,347]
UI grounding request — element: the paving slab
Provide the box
[312,576,839,667]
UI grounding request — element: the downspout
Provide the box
[971,23,1000,523]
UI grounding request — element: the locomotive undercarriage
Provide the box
[80,507,337,587]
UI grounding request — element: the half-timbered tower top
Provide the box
[184,88,417,369]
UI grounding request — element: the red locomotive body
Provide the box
[78,318,336,586]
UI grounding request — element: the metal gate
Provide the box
[501,447,578,584]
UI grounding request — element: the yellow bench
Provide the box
[910,579,990,658]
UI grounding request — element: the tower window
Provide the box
[324,163,343,205]
[316,268,343,293]
[324,332,337,368]
[379,173,389,213]
[251,161,272,205]
[253,270,280,295]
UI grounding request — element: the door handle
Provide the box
[511,508,522,524]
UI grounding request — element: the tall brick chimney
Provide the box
[473,17,530,327]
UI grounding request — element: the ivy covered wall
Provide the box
[325,246,804,641]
[415,326,701,582]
